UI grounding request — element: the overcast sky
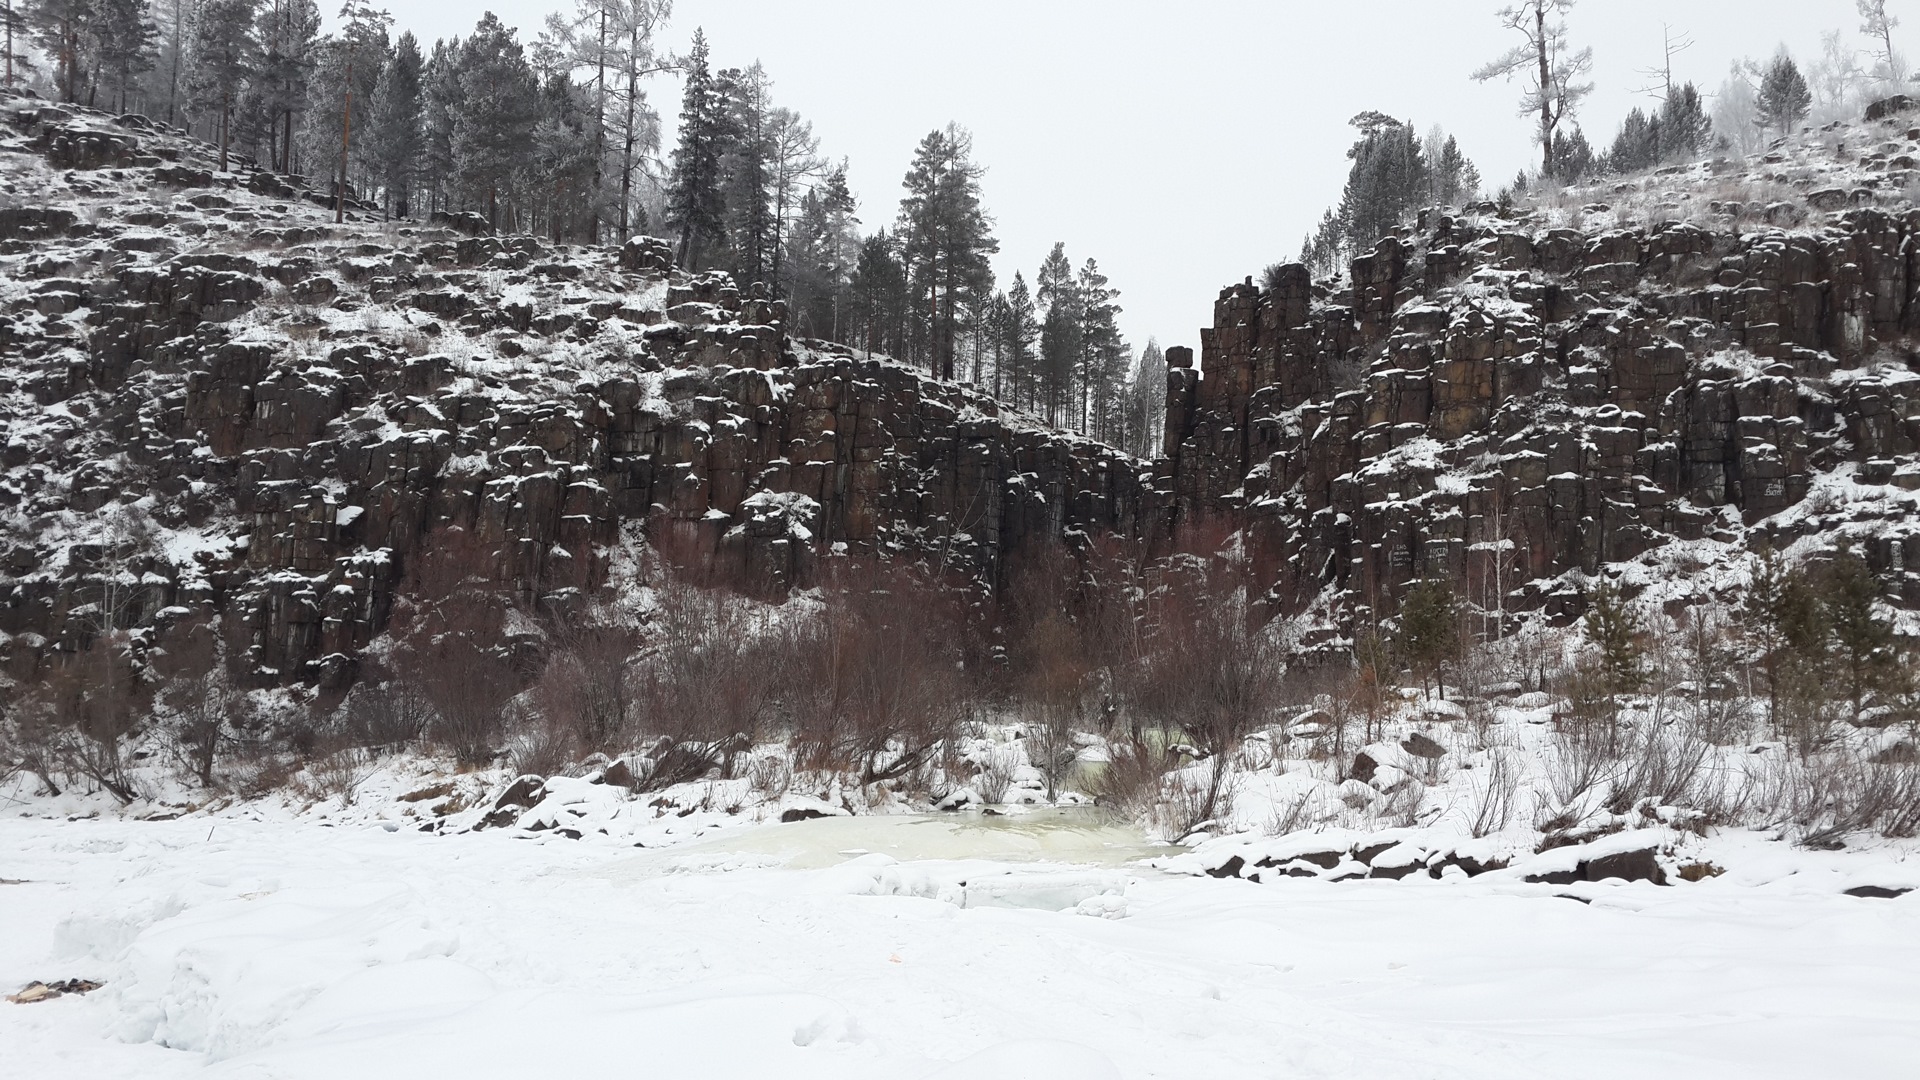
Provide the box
[394,1,1879,355]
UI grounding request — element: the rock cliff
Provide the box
[1163,104,1920,636]
[0,91,1157,691]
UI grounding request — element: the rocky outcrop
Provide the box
[0,92,1162,691]
[1161,109,1920,629]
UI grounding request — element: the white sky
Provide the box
[393,1,1881,354]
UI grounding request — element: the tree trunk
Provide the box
[337,58,353,224]
[1535,2,1553,174]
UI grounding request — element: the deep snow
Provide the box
[2,812,1916,1079]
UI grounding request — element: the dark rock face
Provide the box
[0,93,1167,692]
[1161,194,1920,625]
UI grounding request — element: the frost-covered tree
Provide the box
[301,1,389,220]
[1859,0,1903,85]
[25,0,94,102]
[1711,60,1764,156]
[1756,51,1812,138]
[1544,124,1594,183]
[3,0,32,90]
[1472,0,1594,174]
[90,0,158,113]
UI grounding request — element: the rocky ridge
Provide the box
[1167,98,1920,637]
[0,90,1157,691]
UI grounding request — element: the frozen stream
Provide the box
[631,807,1167,869]
[3,815,1917,1079]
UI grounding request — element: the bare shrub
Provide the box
[1793,752,1920,845]
[1126,558,1286,826]
[1146,767,1236,842]
[1086,734,1178,821]
[633,578,783,776]
[1266,785,1328,837]
[393,527,525,767]
[1607,719,1714,814]
[784,567,972,787]
[971,744,1021,805]
[746,752,792,801]
[1380,778,1427,829]
[341,677,432,750]
[300,744,375,807]
[1467,747,1523,837]
[506,706,581,778]
[535,616,639,752]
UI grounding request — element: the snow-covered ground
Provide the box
[3,811,1916,1079]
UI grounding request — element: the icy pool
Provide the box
[633,807,1167,871]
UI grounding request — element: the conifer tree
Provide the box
[716,62,774,284]
[366,30,423,217]
[1582,579,1642,699]
[1824,544,1895,723]
[897,123,997,380]
[1035,242,1079,425]
[90,0,158,113]
[448,12,538,225]
[850,229,909,358]
[250,0,321,173]
[1001,271,1038,410]
[185,0,261,170]
[3,0,32,91]
[25,0,94,103]
[665,28,727,268]
[419,35,460,213]
[1756,52,1812,138]
[1399,577,1461,701]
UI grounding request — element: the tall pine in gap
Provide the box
[898,124,997,381]
[666,28,728,269]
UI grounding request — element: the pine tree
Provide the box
[1544,124,1595,183]
[1583,579,1642,699]
[419,35,460,214]
[1661,82,1712,159]
[1743,548,1791,731]
[1473,0,1594,174]
[250,0,321,173]
[185,0,261,170]
[1824,545,1895,723]
[531,70,597,241]
[448,12,538,226]
[366,30,423,217]
[850,229,908,358]
[1075,257,1122,437]
[1001,271,1038,410]
[3,0,32,91]
[1426,129,1481,207]
[665,28,728,268]
[1399,577,1461,701]
[897,123,998,381]
[149,0,191,124]
[1035,242,1079,426]
[716,62,774,285]
[90,0,158,113]
[1756,52,1812,138]
[26,0,94,103]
